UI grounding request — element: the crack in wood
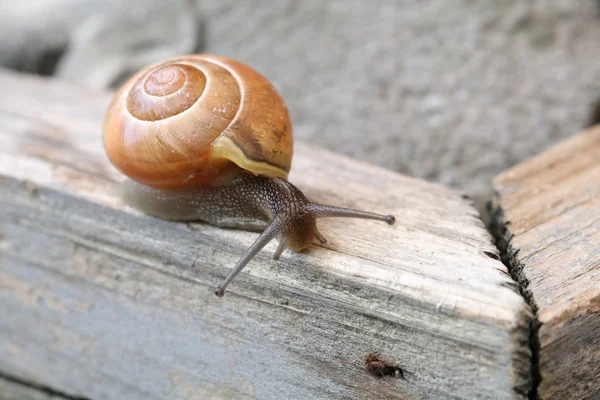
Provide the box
[0,371,92,400]
[487,202,541,400]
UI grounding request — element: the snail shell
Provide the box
[102,55,293,188]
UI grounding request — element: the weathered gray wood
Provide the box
[0,69,531,400]
[490,126,600,399]
[0,377,68,400]
[0,376,77,400]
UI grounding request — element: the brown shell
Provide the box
[102,54,293,188]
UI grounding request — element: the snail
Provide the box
[102,54,395,297]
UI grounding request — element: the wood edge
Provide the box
[538,287,600,328]
[492,124,600,189]
[0,67,467,204]
[293,142,462,198]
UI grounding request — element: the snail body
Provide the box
[103,54,394,297]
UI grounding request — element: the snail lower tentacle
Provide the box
[212,176,395,297]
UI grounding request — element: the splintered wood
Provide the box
[0,69,530,400]
[490,126,600,400]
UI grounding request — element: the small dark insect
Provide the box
[365,353,405,379]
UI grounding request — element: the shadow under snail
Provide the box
[102,54,395,297]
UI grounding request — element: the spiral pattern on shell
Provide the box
[102,55,293,188]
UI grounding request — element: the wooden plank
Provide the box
[0,68,531,400]
[490,126,600,399]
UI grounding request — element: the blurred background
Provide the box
[2,0,599,209]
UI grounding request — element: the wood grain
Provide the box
[490,126,600,399]
[0,69,531,400]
